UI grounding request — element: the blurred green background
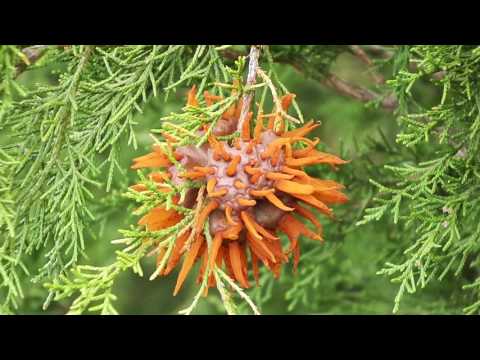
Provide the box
[8,48,464,315]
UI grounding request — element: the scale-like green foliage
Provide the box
[1,45,235,309]
[359,45,480,313]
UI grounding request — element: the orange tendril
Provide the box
[195,201,219,234]
[226,155,241,176]
[173,234,204,295]
[244,166,262,175]
[234,180,247,189]
[229,242,250,288]
[264,192,295,211]
[266,172,295,181]
[253,110,264,142]
[186,85,199,107]
[206,178,217,194]
[249,188,275,197]
[237,198,257,207]
[275,179,315,195]
[242,112,253,141]
[225,206,239,225]
[240,211,262,240]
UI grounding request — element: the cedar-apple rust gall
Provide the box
[130,85,349,296]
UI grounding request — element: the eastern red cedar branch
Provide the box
[323,74,398,111]
[220,47,399,111]
[349,45,385,85]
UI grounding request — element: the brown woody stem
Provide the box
[237,45,261,134]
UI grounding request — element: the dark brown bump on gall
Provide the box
[254,195,295,229]
[208,209,229,235]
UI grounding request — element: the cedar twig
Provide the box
[215,268,261,315]
[220,47,399,111]
[349,45,385,85]
[257,67,302,123]
[237,45,261,134]
[323,74,398,111]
